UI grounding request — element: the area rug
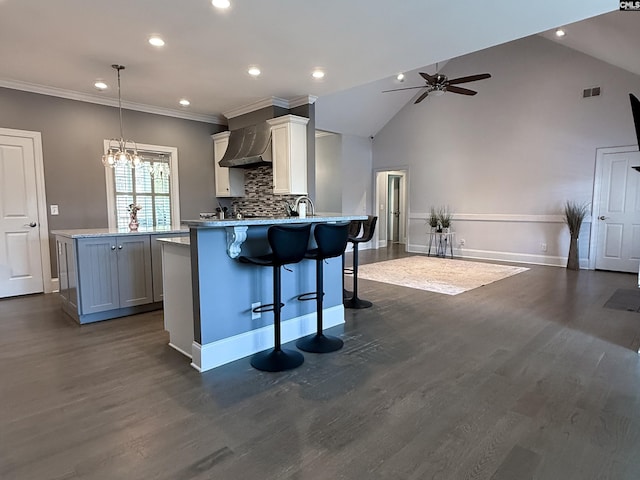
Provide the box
[357,256,529,295]
[603,289,640,312]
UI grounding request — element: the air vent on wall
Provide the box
[583,86,601,98]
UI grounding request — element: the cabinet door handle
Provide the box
[118,245,123,250]
[111,246,116,250]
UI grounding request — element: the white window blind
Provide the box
[113,153,171,229]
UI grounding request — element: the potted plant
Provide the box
[437,206,452,233]
[564,201,589,271]
[427,207,439,232]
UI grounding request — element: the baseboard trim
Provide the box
[169,342,192,359]
[406,244,586,268]
[191,305,345,372]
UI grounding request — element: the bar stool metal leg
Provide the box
[296,258,344,353]
[251,265,304,371]
[343,242,372,309]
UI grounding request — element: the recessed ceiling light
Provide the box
[312,69,325,79]
[179,99,190,107]
[248,66,261,76]
[148,36,165,47]
[94,81,108,90]
[396,73,405,82]
[212,0,230,8]
[555,28,566,38]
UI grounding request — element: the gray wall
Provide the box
[372,35,640,265]
[315,133,342,213]
[341,134,373,215]
[0,87,225,274]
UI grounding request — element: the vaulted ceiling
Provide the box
[0,1,621,135]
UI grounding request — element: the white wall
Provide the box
[315,133,342,213]
[372,35,640,266]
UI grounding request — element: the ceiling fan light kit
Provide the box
[382,70,492,104]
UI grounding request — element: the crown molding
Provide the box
[223,97,288,119]
[0,79,227,125]
[289,95,317,108]
[223,95,318,119]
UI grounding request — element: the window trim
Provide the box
[104,141,180,229]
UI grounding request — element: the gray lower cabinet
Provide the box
[56,236,78,313]
[76,235,153,315]
[57,233,163,324]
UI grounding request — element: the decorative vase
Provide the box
[129,218,139,231]
[567,236,579,270]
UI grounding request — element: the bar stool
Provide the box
[343,220,363,300]
[239,224,311,372]
[296,222,350,353]
[344,216,377,309]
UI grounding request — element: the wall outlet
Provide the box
[251,302,261,320]
[540,243,548,252]
[459,238,466,247]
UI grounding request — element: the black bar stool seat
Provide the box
[344,216,377,309]
[239,224,311,372]
[296,222,350,353]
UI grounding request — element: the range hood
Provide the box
[218,122,272,168]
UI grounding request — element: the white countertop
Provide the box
[157,236,191,246]
[184,214,366,228]
[52,226,188,238]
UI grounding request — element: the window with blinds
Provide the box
[113,153,171,229]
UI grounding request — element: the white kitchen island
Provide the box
[161,214,365,372]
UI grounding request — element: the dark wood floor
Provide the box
[2,245,640,479]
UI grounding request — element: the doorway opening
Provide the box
[374,169,408,250]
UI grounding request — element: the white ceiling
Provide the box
[0,0,620,134]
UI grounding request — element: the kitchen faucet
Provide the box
[294,196,315,216]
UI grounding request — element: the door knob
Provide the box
[23,222,37,228]
[598,215,608,220]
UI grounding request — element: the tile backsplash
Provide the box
[230,166,297,216]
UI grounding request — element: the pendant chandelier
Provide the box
[101,64,142,170]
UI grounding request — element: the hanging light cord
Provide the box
[114,64,125,144]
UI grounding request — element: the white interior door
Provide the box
[0,133,45,297]
[594,150,640,272]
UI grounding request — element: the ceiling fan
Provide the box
[383,71,492,104]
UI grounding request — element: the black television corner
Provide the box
[630,94,640,172]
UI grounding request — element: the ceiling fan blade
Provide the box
[382,86,427,93]
[419,72,435,84]
[414,91,430,104]
[447,73,491,85]
[446,85,477,96]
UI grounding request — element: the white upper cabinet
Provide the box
[267,115,309,195]
[212,131,245,197]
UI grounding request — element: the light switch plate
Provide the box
[50,204,59,215]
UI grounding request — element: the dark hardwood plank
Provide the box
[2,245,640,479]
